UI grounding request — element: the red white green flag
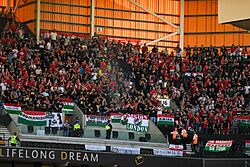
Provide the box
[157,114,174,126]
[58,97,74,114]
[3,103,22,114]
[18,110,46,126]
[205,140,233,152]
[236,116,250,127]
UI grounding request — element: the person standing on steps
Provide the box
[105,120,112,139]
[8,132,20,147]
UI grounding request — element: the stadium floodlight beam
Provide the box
[128,0,181,47]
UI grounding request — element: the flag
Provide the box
[18,110,46,126]
[110,113,122,123]
[236,116,250,127]
[3,103,22,114]
[58,97,74,114]
[246,140,250,154]
[86,115,109,127]
[157,114,174,125]
[205,140,233,152]
[158,99,171,109]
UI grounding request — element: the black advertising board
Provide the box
[0,146,202,167]
[204,159,250,167]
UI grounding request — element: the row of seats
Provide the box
[27,125,151,141]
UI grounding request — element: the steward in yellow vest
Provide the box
[105,121,112,139]
[8,132,20,147]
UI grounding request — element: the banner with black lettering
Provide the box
[86,115,109,127]
[153,148,183,157]
[111,146,140,155]
[46,112,64,127]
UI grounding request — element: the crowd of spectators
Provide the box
[0,16,249,136]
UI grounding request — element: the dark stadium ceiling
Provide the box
[228,19,250,31]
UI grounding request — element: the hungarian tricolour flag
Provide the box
[157,114,174,126]
[3,103,22,114]
[246,140,250,155]
[58,97,74,114]
[236,116,250,127]
[110,113,122,123]
[18,110,46,126]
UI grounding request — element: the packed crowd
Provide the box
[0,16,249,135]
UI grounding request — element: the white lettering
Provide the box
[25,150,30,159]
[48,151,55,160]
[6,149,9,158]
[40,150,47,159]
[19,149,23,158]
[76,152,81,161]
[90,154,98,162]
[69,152,74,160]
[12,149,17,157]
[32,150,39,159]
[82,153,89,161]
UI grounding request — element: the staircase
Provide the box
[184,143,195,156]
[0,124,11,145]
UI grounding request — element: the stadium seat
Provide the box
[145,134,151,142]
[45,127,50,134]
[112,131,119,138]
[94,130,101,137]
[27,125,33,133]
[139,137,146,142]
[128,132,134,140]
[52,127,58,135]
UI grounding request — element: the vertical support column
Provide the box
[90,0,95,38]
[36,0,41,45]
[7,0,11,12]
[180,0,185,51]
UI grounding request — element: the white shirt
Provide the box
[0,82,6,91]
[47,42,51,50]
[50,32,57,41]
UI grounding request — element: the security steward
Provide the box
[73,122,81,137]
[170,128,179,144]
[105,120,112,139]
[8,132,20,147]
[192,131,199,154]
[181,127,188,150]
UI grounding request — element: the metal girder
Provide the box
[36,0,41,45]
[90,0,95,38]
[127,0,179,46]
[146,31,178,46]
[180,0,185,51]
[128,0,178,29]
[14,0,20,13]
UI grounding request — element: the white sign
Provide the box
[153,149,183,157]
[85,145,106,151]
[111,146,140,155]
[159,99,171,109]
[46,113,64,127]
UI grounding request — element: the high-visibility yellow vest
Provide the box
[105,125,110,130]
[74,123,80,130]
[10,135,17,144]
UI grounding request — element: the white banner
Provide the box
[153,149,183,157]
[111,146,140,155]
[46,113,64,127]
[158,99,171,109]
[169,144,183,151]
[85,145,106,151]
[127,117,149,127]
